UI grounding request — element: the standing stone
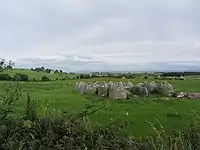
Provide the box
[97,82,108,97]
[108,81,114,87]
[123,81,134,91]
[136,82,144,87]
[75,81,87,95]
[137,86,149,96]
[119,81,124,87]
[85,83,99,95]
[147,81,157,93]
[109,86,129,100]
[155,81,174,96]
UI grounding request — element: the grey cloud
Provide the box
[0,0,200,71]
[16,57,107,72]
[16,57,200,72]
[60,55,93,60]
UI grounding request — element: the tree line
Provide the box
[160,72,200,77]
[31,67,63,74]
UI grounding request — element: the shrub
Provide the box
[79,74,92,79]
[13,73,29,81]
[41,76,50,81]
[83,74,91,79]
[0,74,13,81]
[91,74,98,78]
[55,70,59,73]
[80,74,84,79]
[44,69,51,73]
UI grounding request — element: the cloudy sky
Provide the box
[0,0,200,72]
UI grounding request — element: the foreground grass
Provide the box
[0,78,200,138]
[2,97,200,150]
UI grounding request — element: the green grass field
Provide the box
[1,70,200,138]
[1,69,77,80]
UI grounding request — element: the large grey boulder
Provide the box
[137,86,148,96]
[136,82,144,87]
[108,81,116,89]
[146,81,157,93]
[133,83,148,96]
[75,81,81,89]
[123,81,134,91]
[85,83,99,95]
[75,80,175,99]
[155,81,174,96]
[116,81,124,88]
[109,86,129,100]
[129,82,142,94]
[108,81,114,86]
[76,81,87,95]
[97,82,109,97]
[108,81,131,100]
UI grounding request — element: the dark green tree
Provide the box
[0,58,15,72]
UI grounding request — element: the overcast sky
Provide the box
[0,0,200,72]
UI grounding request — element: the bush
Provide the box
[44,69,51,73]
[41,76,50,81]
[55,70,59,73]
[0,74,13,81]
[13,73,29,81]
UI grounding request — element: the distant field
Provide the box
[1,75,200,138]
[0,69,78,80]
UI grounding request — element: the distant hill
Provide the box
[0,69,78,80]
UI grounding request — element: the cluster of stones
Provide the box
[75,80,174,100]
[176,92,200,100]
